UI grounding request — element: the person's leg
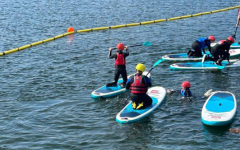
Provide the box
[106,68,119,87]
[191,41,202,57]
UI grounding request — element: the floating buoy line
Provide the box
[1,5,239,56]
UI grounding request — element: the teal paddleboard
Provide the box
[201,91,237,126]
[91,71,151,99]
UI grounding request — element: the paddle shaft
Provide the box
[112,44,142,50]
[233,20,240,39]
[145,68,153,77]
[145,59,163,76]
[234,26,238,36]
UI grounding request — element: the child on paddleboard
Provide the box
[187,36,215,57]
[167,81,192,98]
[205,36,234,65]
[126,63,152,110]
[106,43,129,88]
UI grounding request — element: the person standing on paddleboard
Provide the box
[106,43,129,88]
[126,63,152,110]
[167,81,192,98]
[187,36,215,57]
[206,36,234,65]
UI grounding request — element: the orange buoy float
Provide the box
[67,27,75,32]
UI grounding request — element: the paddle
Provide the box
[146,59,164,76]
[232,26,238,40]
[202,54,206,63]
[203,89,213,98]
[112,41,152,50]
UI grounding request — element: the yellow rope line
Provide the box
[1,5,239,56]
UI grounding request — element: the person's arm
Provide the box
[124,46,129,57]
[206,40,211,53]
[185,89,192,97]
[225,44,231,64]
[167,89,180,94]
[108,48,116,59]
[144,76,152,87]
[125,76,133,90]
[202,47,206,54]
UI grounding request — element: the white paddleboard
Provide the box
[170,59,240,70]
[116,86,166,123]
[91,71,150,99]
[162,49,240,61]
[201,91,237,126]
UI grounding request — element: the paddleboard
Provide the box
[116,86,166,124]
[91,71,151,99]
[162,49,240,61]
[201,91,237,126]
[211,42,240,49]
[169,59,240,70]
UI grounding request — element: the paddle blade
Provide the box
[152,59,163,68]
[204,89,213,97]
[143,41,152,46]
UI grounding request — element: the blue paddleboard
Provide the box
[116,86,166,123]
[91,71,151,99]
[162,49,240,61]
[170,59,240,70]
[201,91,237,126]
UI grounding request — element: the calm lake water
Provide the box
[0,0,240,149]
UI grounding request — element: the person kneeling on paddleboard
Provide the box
[106,43,129,88]
[206,36,234,65]
[167,81,192,98]
[188,36,215,58]
[126,63,152,110]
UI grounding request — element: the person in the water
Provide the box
[167,81,192,98]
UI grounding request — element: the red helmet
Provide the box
[208,35,215,42]
[227,36,235,43]
[181,81,191,88]
[116,43,124,50]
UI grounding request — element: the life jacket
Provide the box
[130,75,148,94]
[197,37,209,48]
[115,52,125,67]
[181,89,192,97]
[217,40,227,45]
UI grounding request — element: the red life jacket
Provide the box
[217,40,226,45]
[130,75,148,94]
[115,53,125,67]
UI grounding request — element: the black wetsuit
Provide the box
[189,38,211,57]
[209,40,231,62]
